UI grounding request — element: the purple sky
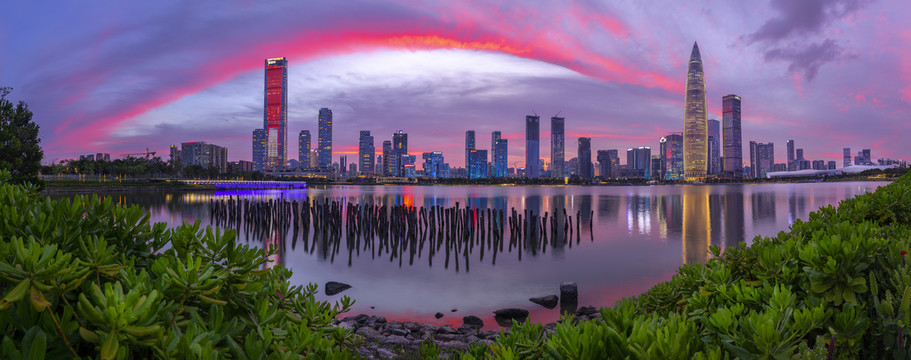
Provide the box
[2,0,909,167]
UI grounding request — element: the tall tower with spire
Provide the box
[684,42,707,181]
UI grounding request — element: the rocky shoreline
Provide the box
[337,306,602,359]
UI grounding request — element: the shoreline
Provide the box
[337,306,601,358]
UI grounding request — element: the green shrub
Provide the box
[0,170,356,359]
[479,172,911,359]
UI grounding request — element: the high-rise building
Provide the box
[749,141,774,178]
[339,155,346,175]
[422,152,445,178]
[169,145,181,167]
[252,129,266,172]
[382,140,393,176]
[787,140,795,171]
[393,131,408,177]
[298,130,310,170]
[854,149,872,165]
[707,119,721,175]
[597,150,619,179]
[627,147,652,179]
[812,160,826,170]
[828,161,837,170]
[843,148,851,168]
[684,42,708,181]
[317,108,333,171]
[375,155,383,175]
[491,131,501,159]
[465,130,475,169]
[722,94,742,179]
[358,130,374,175]
[661,134,684,180]
[181,141,228,174]
[263,58,288,170]
[577,137,592,180]
[526,115,540,178]
[493,138,508,178]
[551,116,565,178]
[468,149,488,179]
[796,148,804,161]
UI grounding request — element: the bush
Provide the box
[464,172,911,359]
[0,170,357,359]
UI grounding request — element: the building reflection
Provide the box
[751,191,776,224]
[681,188,711,264]
[723,187,746,248]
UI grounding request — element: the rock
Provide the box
[435,333,464,342]
[355,327,381,340]
[462,315,484,328]
[529,295,559,309]
[439,325,459,334]
[390,328,409,337]
[560,282,579,314]
[560,282,578,303]
[338,320,357,331]
[404,322,421,332]
[381,335,412,346]
[420,324,440,334]
[434,312,444,319]
[466,335,481,345]
[376,348,396,358]
[576,306,598,317]
[325,281,352,296]
[493,308,529,320]
[451,308,458,312]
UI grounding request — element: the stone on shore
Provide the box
[493,308,529,321]
[325,281,352,296]
[462,315,484,328]
[529,295,559,309]
[434,312,444,319]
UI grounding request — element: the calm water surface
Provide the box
[55,181,886,329]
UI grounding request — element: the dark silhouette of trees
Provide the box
[0,87,44,188]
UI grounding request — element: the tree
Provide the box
[0,87,44,187]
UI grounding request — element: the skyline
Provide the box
[2,1,910,167]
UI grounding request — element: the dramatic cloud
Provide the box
[1,0,909,166]
[747,0,870,82]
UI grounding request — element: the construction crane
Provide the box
[121,148,157,160]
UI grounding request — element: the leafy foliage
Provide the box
[457,171,911,359]
[0,169,356,359]
[0,87,44,188]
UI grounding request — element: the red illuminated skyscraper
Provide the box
[263,57,288,169]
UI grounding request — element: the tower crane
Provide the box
[121,148,157,160]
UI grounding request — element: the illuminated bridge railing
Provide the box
[180,180,306,189]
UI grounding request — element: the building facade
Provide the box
[661,134,684,180]
[252,128,266,172]
[749,141,774,178]
[627,147,652,179]
[722,94,743,178]
[843,148,851,168]
[181,141,228,174]
[468,149,488,179]
[707,119,721,175]
[465,130,475,170]
[382,140,393,176]
[551,116,565,178]
[393,131,408,177]
[787,140,795,171]
[263,58,288,170]
[358,130,374,175]
[525,115,540,178]
[298,130,310,170]
[317,108,333,171]
[597,149,619,179]
[577,137,592,179]
[684,42,708,181]
[494,138,508,178]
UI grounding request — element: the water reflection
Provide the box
[51,182,887,327]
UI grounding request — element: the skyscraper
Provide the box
[339,155,346,175]
[252,129,266,172]
[597,150,619,179]
[491,131,501,158]
[317,108,333,171]
[382,140,393,176]
[627,147,652,180]
[843,148,851,168]
[494,138,508,177]
[551,116,565,178]
[661,134,684,180]
[525,115,540,178]
[422,152,444,178]
[707,119,720,174]
[358,130,374,175]
[787,140,795,171]
[684,42,707,181]
[468,149,488,179]
[465,130,475,170]
[722,94,742,179]
[577,137,592,180]
[298,130,310,170]
[393,130,408,177]
[749,141,774,178]
[263,58,288,170]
